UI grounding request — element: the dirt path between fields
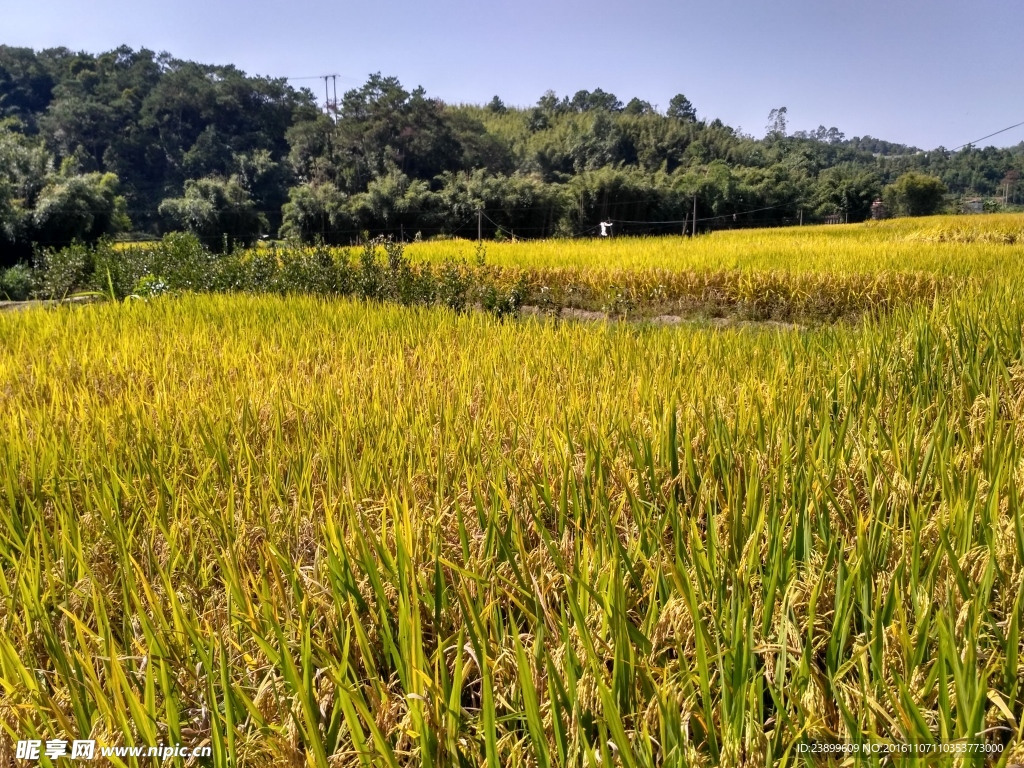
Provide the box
[0,297,100,311]
[518,305,805,330]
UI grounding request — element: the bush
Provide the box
[276,243,354,295]
[133,274,169,297]
[434,260,470,312]
[34,241,91,299]
[476,268,527,317]
[0,263,35,300]
[84,233,216,299]
[153,232,219,290]
[92,240,152,298]
[356,238,385,301]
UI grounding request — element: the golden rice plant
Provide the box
[1,215,1023,766]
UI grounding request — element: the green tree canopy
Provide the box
[0,46,1022,250]
[31,171,130,246]
[158,176,266,250]
[666,94,696,122]
[883,171,948,216]
[280,181,352,245]
[813,165,882,220]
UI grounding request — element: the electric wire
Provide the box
[951,120,1024,152]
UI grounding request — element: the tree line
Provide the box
[2,45,1022,265]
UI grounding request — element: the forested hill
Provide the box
[2,44,1022,260]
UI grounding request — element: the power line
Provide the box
[610,203,788,225]
[480,211,517,239]
[24,212,805,249]
[951,119,1024,152]
[284,73,359,84]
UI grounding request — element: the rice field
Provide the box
[2,217,1024,766]
[399,214,1024,275]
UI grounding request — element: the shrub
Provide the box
[436,260,471,311]
[357,237,385,301]
[0,263,35,301]
[92,240,153,298]
[33,241,91,299]
[132,274,169,297]
[476,268,527,317]
[152,232,218,291]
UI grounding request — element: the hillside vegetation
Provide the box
[2,45,1022,263]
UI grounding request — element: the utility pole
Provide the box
[799,209,803,226]
[323,75,339,123]
[477,208,482,242]
[692,194,698,237]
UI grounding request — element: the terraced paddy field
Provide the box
[3,215,1024,766]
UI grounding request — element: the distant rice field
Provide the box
[398,214,1024,275]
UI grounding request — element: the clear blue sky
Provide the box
[2,0,1021,149]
